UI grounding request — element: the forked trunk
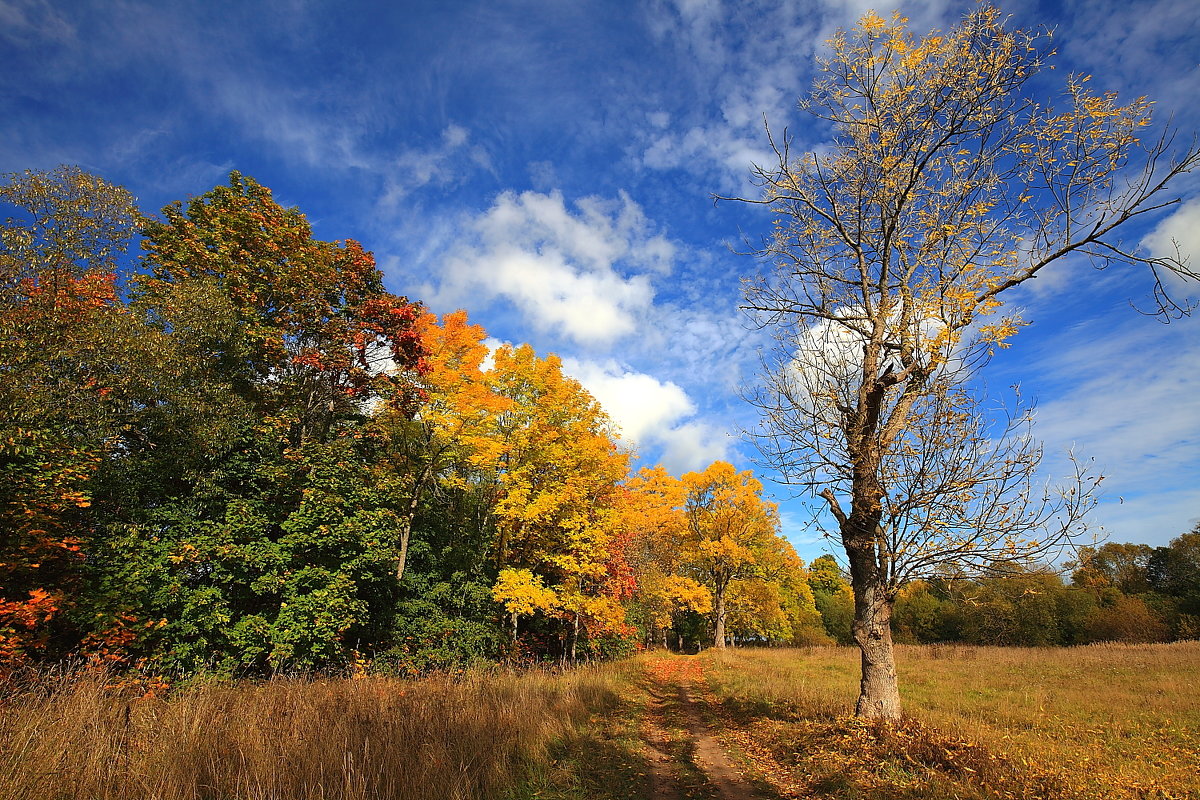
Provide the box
[852,579,900,720]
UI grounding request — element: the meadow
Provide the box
[1,644,1196,800]
[0,663,629,800]
[702,642,1200,799]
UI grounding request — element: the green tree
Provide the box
[813,585,854,645]
[1071,542,1153,594]
[1148,528,1200,616]
[807,554,848,595]
[84,173,429,672]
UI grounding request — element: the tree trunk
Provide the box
[850,565,900,720]
[396,463,434,582]
[713,586,727,649]
[570,612,580,664]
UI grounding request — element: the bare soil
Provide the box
[639,655,773,800]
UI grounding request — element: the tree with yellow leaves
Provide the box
[622,466,711,648]
[739,8,1199,719]
[680,461,782,649]
[487,343,630,661]
[492,567,557,642]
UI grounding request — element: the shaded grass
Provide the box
[504,658,655,800]
[702,642,1200,800]
[0,663,626,800]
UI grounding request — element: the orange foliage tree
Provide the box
[371,310,511,582]
[0,167,141,667]
[621,466,709,648]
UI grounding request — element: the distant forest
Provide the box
[2,167,1197,677]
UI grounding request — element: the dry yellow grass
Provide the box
[0,664,624,800]
[704,642,1200,799]
[3,646,1196,800]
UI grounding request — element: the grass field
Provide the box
[703,642,1200,799]
[1,644,1196,800]
[0,663,628,800]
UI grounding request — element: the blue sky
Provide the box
[3,0,1197,561]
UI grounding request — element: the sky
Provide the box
[3,0,1198,562]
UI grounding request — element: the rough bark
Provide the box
[844,512,901,720]
[852,580,900,720]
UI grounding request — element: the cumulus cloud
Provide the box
[562,358,695,443]
[657,420,734,475]
[561,357,732,474]
[1142,198,1200,298]
[426,189,676,346]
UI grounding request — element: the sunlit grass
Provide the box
[704,642,1200,799]
[0,663,627,800]
[4,646,1195,800]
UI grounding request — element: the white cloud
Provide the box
[636,0,959,191]
[425,189,676,346]
[657,420,733,475]
[1143,197,1200,298]
[637,0,818,189]
[561,357,732,474]
[379,124,495,209]
[1046,0,1200,130]
[1144,198,1200,259]
[562,358,695,444]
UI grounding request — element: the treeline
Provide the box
[0,166,821,676]
[807,533,1200,647]
[3,167,1194,677]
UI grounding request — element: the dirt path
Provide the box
[640,655,771,800]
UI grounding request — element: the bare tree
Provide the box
[737,7,1200,720]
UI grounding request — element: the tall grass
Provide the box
[704,642,1200,798]
[0,664,621,800]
